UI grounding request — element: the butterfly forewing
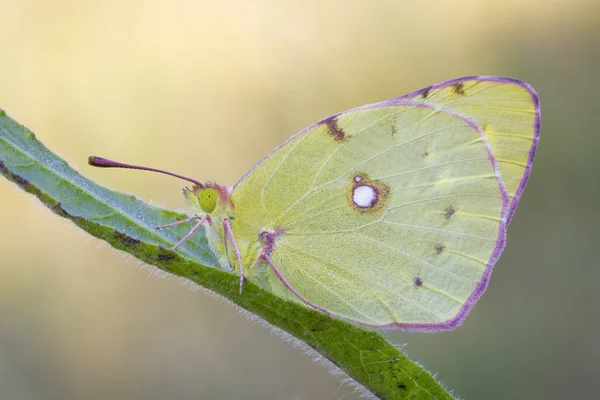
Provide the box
[231,94,511,328]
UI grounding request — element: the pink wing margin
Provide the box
[234,76,540,331]
[397,76,541,226]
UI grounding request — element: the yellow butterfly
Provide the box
[90,76,540,330]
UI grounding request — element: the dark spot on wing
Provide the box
[413,277,423,287]
[324,116,346,142]
[397,383,407,390]
[114,230,142,246]
[435,243,446,254]
[444,205,456,219]
[452,82,466,96]
[391,124,397,136]
[422,151,429,158]
[348,172,390,214]
[259,228,284,256]
[420,86,432,99]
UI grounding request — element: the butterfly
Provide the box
[90,76,540,331]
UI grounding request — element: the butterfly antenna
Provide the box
[88,156,205,188]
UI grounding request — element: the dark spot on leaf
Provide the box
[0,160,30,188]
[15,176,29,186]
[413,277,423,287]
[452,82,466,96]
[0,161,87,224]
[158,252,175,261]
[444,205,455,219]
[114,230,141,246]
[420,86,432,99]
[324,116,346,142]
[435,243,446,254]
[397,383,407,390]
[51,202,75,219]
[309,324,326,333]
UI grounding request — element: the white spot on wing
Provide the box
[353,185,377,208]
[354,175,362,182]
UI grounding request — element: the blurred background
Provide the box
[0,0,598,399]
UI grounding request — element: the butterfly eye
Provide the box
[199,188,218,213]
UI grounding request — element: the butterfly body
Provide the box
[90,76,540,331]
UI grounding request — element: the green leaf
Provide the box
[0,108,454,400]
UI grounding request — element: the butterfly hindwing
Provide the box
[399,77,540,223]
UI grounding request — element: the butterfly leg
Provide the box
[160,214,211,250]
[154,215,200,230]
[260,253,333,319]
[223,224,229,257]
[223,219,245,294]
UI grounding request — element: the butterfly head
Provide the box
[184,182,233,216]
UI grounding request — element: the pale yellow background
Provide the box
[0,1,598,399]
